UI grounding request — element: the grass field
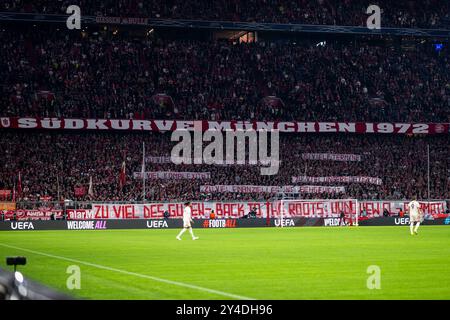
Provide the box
[0,226,449,300]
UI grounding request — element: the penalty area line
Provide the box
[0,243,255,300]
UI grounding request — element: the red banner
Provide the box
[95,16,148,25]
[0,117,448,134]
[74,187,86,197]
[3,209,63,221]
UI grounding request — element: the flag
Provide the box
[57,175,60,201]
[74,186,86,197]
[12,182,16,202]
[17,172,22,195]
[141,143,145,178]
[142,142,146,200]
[88,176,94,197]
[119,161,126,191]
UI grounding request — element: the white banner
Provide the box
[146,156,172,164]
[145,156,279,166]
[292,176,382,185]
[133,171,211,180]
[302,153,362,161]
[65,201,352,220]
[360,200,447,216]
[67,202,269,219]
[64,200,447,220]
[200,185,345,194]
[281,199,357,217]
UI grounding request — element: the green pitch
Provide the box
[0,226,449,300]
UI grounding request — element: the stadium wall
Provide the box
[0,217,449,231]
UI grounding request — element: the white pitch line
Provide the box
[0,243,255,300]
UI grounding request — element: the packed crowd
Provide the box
[0,131,448,203]
[1,0,449,29]
[1,28,449,123]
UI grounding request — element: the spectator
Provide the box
[0,131,447,202]
[163,210,170,219]
[0,27,448,124]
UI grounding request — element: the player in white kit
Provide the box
[408,197,423,235]
[176,202,199,240]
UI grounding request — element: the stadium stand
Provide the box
[0,0,449,305]
[0,131,448,202]
[0,5,448,209]
[1,0,449,28]
[1,28,449,123]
